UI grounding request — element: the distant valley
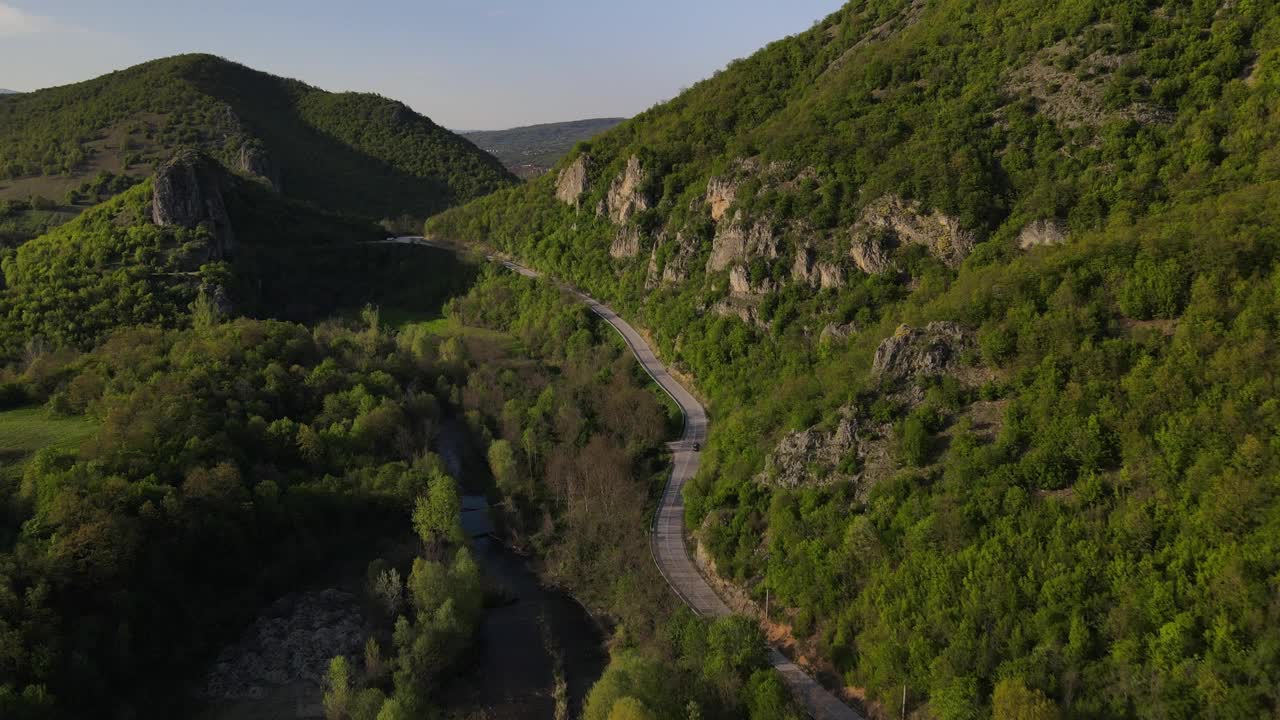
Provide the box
[463,117,625,178]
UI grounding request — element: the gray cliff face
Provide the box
[706,213,779,273]
[609,225,643,258]
[555,154,591,208]
[872,321,972,382]
[152,150,235,261]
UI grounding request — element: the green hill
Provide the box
[0,150,474,360]
[463,117,626,178]
[429,1,1280,716]
[0,54,515,245]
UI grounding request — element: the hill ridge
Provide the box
[0,53,514,244]
[463,117,627,178]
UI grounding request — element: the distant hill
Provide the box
[0,54,515,244]
[0,89,18,95]
[463,118,625,178]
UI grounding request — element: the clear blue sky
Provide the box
[0,0,843,130]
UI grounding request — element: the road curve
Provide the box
[384,237,862,720]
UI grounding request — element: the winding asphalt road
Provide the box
[383,237,862,720]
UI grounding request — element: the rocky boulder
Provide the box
[598,155,650,224]
[872,321,971,382]
[1017,219,1068,249]
[706,213,778,273]
[152,149,235,260]
[555,153,591,208]
[849,195,975,273]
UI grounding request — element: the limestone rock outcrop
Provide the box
[705,176,738,222]
[646,230,699,288]
[792,245,845,289]
[872,321,971,382]
[237,140,281,190]
[849,195,975,273]
[610,225,643,259]
[850,228,897,275]
[712,297,766,328]
[555,154,591,208]
[598,155,650,224]
[727,265,776,296]
[757,408,892,492]
[152,149,235,260]
[1017,219,1068,249]
[706,214,778,273]
[820,321,857,344]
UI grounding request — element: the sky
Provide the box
[0,0,844,130]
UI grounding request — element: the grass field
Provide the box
[0,406,97,481]
[389,309,523,345]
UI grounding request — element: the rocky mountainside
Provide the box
[0,54,514,242]
[429,1,1280,717]
[463,117,625,178]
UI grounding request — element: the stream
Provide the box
[462,534,607,718]
[441,420,608,719]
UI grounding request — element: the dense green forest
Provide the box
[0,54,514,243]
[0,150,490,714]
[427,0,1280,716]
[0,313,465,717]
[0,264,794,718]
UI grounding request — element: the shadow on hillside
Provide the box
[181,59,456,220]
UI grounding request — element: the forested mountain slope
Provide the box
[428,0,1280,717]
[0,54,514,245]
